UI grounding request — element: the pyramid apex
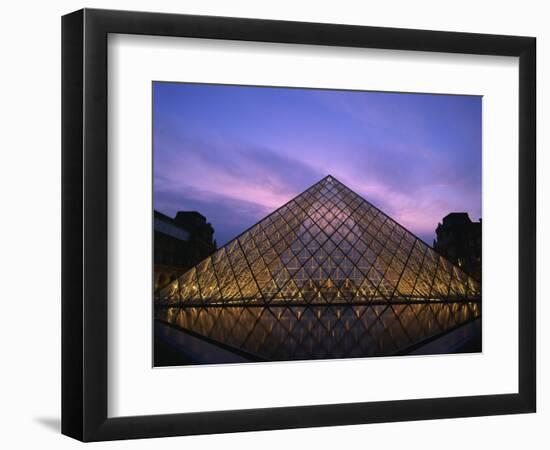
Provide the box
[310,174,346,190]
[321,174,343,185]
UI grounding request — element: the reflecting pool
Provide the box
[155,302,481,363]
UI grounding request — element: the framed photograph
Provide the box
[61,8,536,441]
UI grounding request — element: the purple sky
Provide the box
[153,82,481,246]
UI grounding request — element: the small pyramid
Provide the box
[158,176,481,305]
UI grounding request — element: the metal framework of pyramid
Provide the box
[158,175,481,306]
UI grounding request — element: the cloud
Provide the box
[153,85,481,246]
[154,133,325,245]
[155,184,270,246]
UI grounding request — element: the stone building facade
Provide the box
[433,212,482,281]
[154,210,216,291]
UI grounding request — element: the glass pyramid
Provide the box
[157,175,481,306]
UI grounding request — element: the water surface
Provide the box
[156,302,480,362]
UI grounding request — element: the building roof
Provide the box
[154,210,190,241]
[441,212,472,227]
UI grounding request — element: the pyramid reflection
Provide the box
[157,303,481,361]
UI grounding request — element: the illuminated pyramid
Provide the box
[158,175,481,305]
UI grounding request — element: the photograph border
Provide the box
[62,8,536,441]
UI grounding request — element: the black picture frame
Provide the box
[61,8,536,442]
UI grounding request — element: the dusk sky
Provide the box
[153,82,481,246]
